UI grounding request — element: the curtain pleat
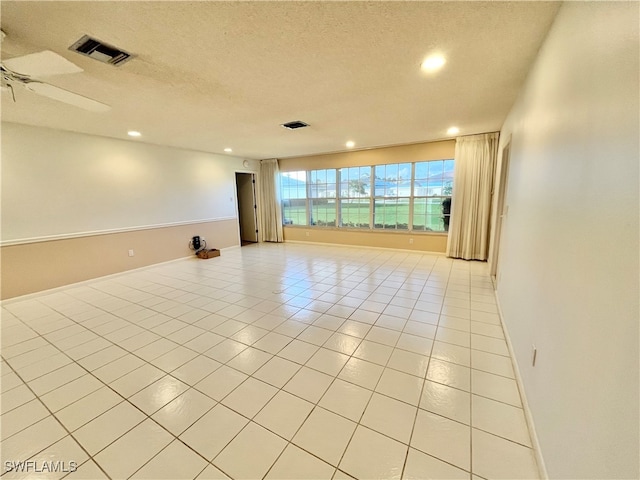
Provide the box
[259,159,284,243]
[446,133,499,260]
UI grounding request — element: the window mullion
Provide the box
[306,171,312,226]
[409,162,415,232]
[335,169,341,227]
[369,165,374,230]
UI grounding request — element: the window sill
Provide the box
[282,225,449,236]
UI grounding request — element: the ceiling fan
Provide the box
[1,48,111,112]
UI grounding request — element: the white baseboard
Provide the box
[494,289,548,479]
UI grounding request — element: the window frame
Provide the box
[338,166,373,229]
[308,169,338,227]
[281,159,453,234]
[412,159,453,233]
[281,171,309,226]
[372,162,413,231]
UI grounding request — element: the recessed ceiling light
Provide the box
[447,126,460,135]
[127,131,141,137]
[346,141,355,148]
[421,55,446,72]
[224,148,233,153]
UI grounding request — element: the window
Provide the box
[413,159,454,232]
[281,171,307,225]
[373,163,412,230]
[281,158,453,233]
[339,166,371,228]
[309,169,337,227]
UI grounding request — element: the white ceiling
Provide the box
[1,1,560,160]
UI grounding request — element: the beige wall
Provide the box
[493,3,638,478]
[284,227,446,253]
[1,219,238,300]
[279,139,454,171]
[280,139,454,252]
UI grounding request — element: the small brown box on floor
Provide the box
[197,249,220,259]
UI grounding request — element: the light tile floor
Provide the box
[1,243,540,479]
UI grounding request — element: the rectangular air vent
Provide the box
[281,121,309,130]
[69,35,133,66]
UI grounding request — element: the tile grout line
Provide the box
[468,265,474,480]
[221,262,405,478]
[401,257,469,478]
[0,355,113,480]
[3,296,249,478]
[2,245,534,480]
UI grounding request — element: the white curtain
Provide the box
[258,159,284,243]
[446,132,499,260]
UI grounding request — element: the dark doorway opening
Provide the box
[235,172,258,246]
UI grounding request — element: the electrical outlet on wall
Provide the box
[409,238,414,244]
[128,249,134,257]
[305,231,310,237]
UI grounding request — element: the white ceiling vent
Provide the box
[69,35,133,66]
[281,121,309,130]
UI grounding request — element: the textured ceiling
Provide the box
[0,1,560,159]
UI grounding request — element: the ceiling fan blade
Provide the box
[25,82,110,112]
[4,50,82,77]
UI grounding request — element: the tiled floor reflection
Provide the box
[1,243,540,479]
